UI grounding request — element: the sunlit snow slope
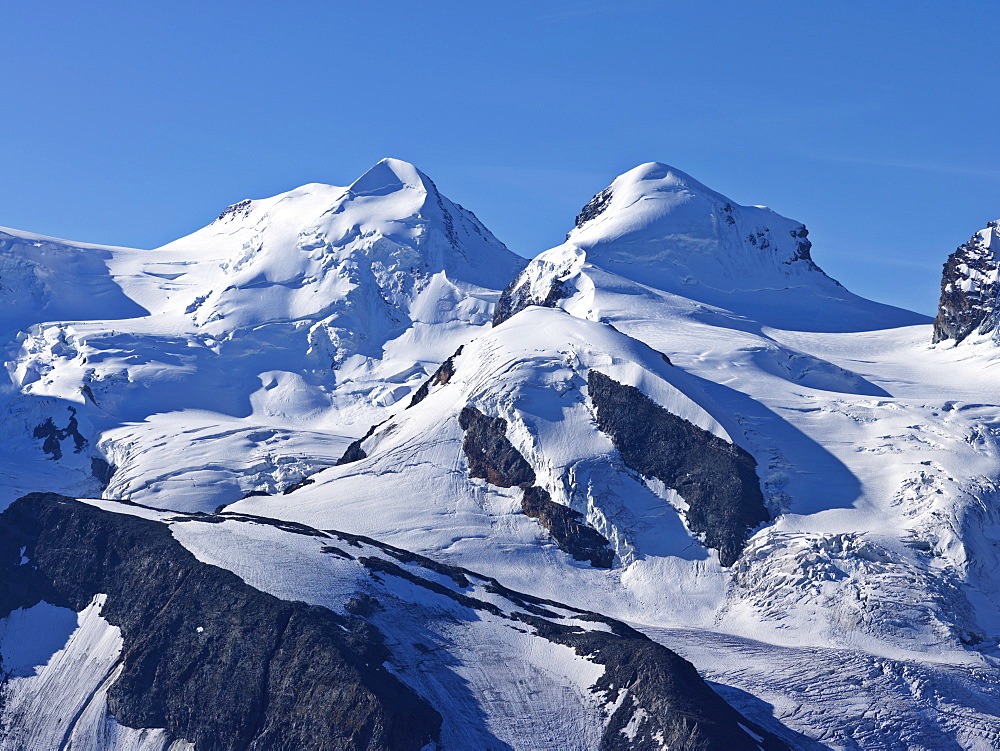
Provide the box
[0,158,525,512]
[3,159,1000,749]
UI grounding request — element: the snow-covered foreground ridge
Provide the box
[2,158,1000,749]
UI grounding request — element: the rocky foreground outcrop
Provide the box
[0,493,441,751]
[0,493,787,750]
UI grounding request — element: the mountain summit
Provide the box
[0,159,527,510]
[157,157,524,336]
[1,160,997,749]
[496,162,927,332]
[567,162,817,288]
[347,157,435,196]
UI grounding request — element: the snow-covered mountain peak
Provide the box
[571,161,726,232]
[143,159,524,337]
[496,162,928,332]
[0,163,528,512]
[347,157,435,197]
[565,161,816,286]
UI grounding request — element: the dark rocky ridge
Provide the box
[536,616,783,751]
[0,493,441,751]
[337,342,469,468]
[492,272,569,326]
[933,221,1000,344]
[458,406,614,567]
[322,514,787,750]
[520,485,615,568]
[458,406,535,488]
[354,557,787,750]
[336,421,384,466]
[216,199,252,222]
[587,371,769,567]
[574,187,614,230]
[271,506,785,750]
[789,224,814,262]
[406,345,463,408]
[0,494,789,751]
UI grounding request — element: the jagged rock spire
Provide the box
[933,221,1000,344]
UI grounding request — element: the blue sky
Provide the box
[1,1,996,314]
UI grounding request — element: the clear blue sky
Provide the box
[1,1,996,314]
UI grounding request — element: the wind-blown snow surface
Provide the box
[3,159,1000,748]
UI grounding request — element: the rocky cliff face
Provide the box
[458,406,615,567]
[493,267,571,326]
[0,493,442,751]
[933,221,1000,344]
[588,371,769,567]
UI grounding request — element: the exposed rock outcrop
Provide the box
[493,272,570,326]
[32,406,87,459]
[587,371,769,566]
[336,422,384,466]
[0,494,788,751]
[521,485,615,568]
[573,187,614,230]
[458,406,614,567]
[933,221,1000,344]
[407,346,464,408]
[458,406,536,488]
[0,493,442,751]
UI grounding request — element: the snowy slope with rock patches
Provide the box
[237,164,1000,747]
[484,167,1000,746]
[496,162,927,333]
[230,305,770,626]
[0,493,786,751]
[0,158,525,512]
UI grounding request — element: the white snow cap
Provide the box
[566,161,816,290]
[347,157,436,196]
[502,160,926,332]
